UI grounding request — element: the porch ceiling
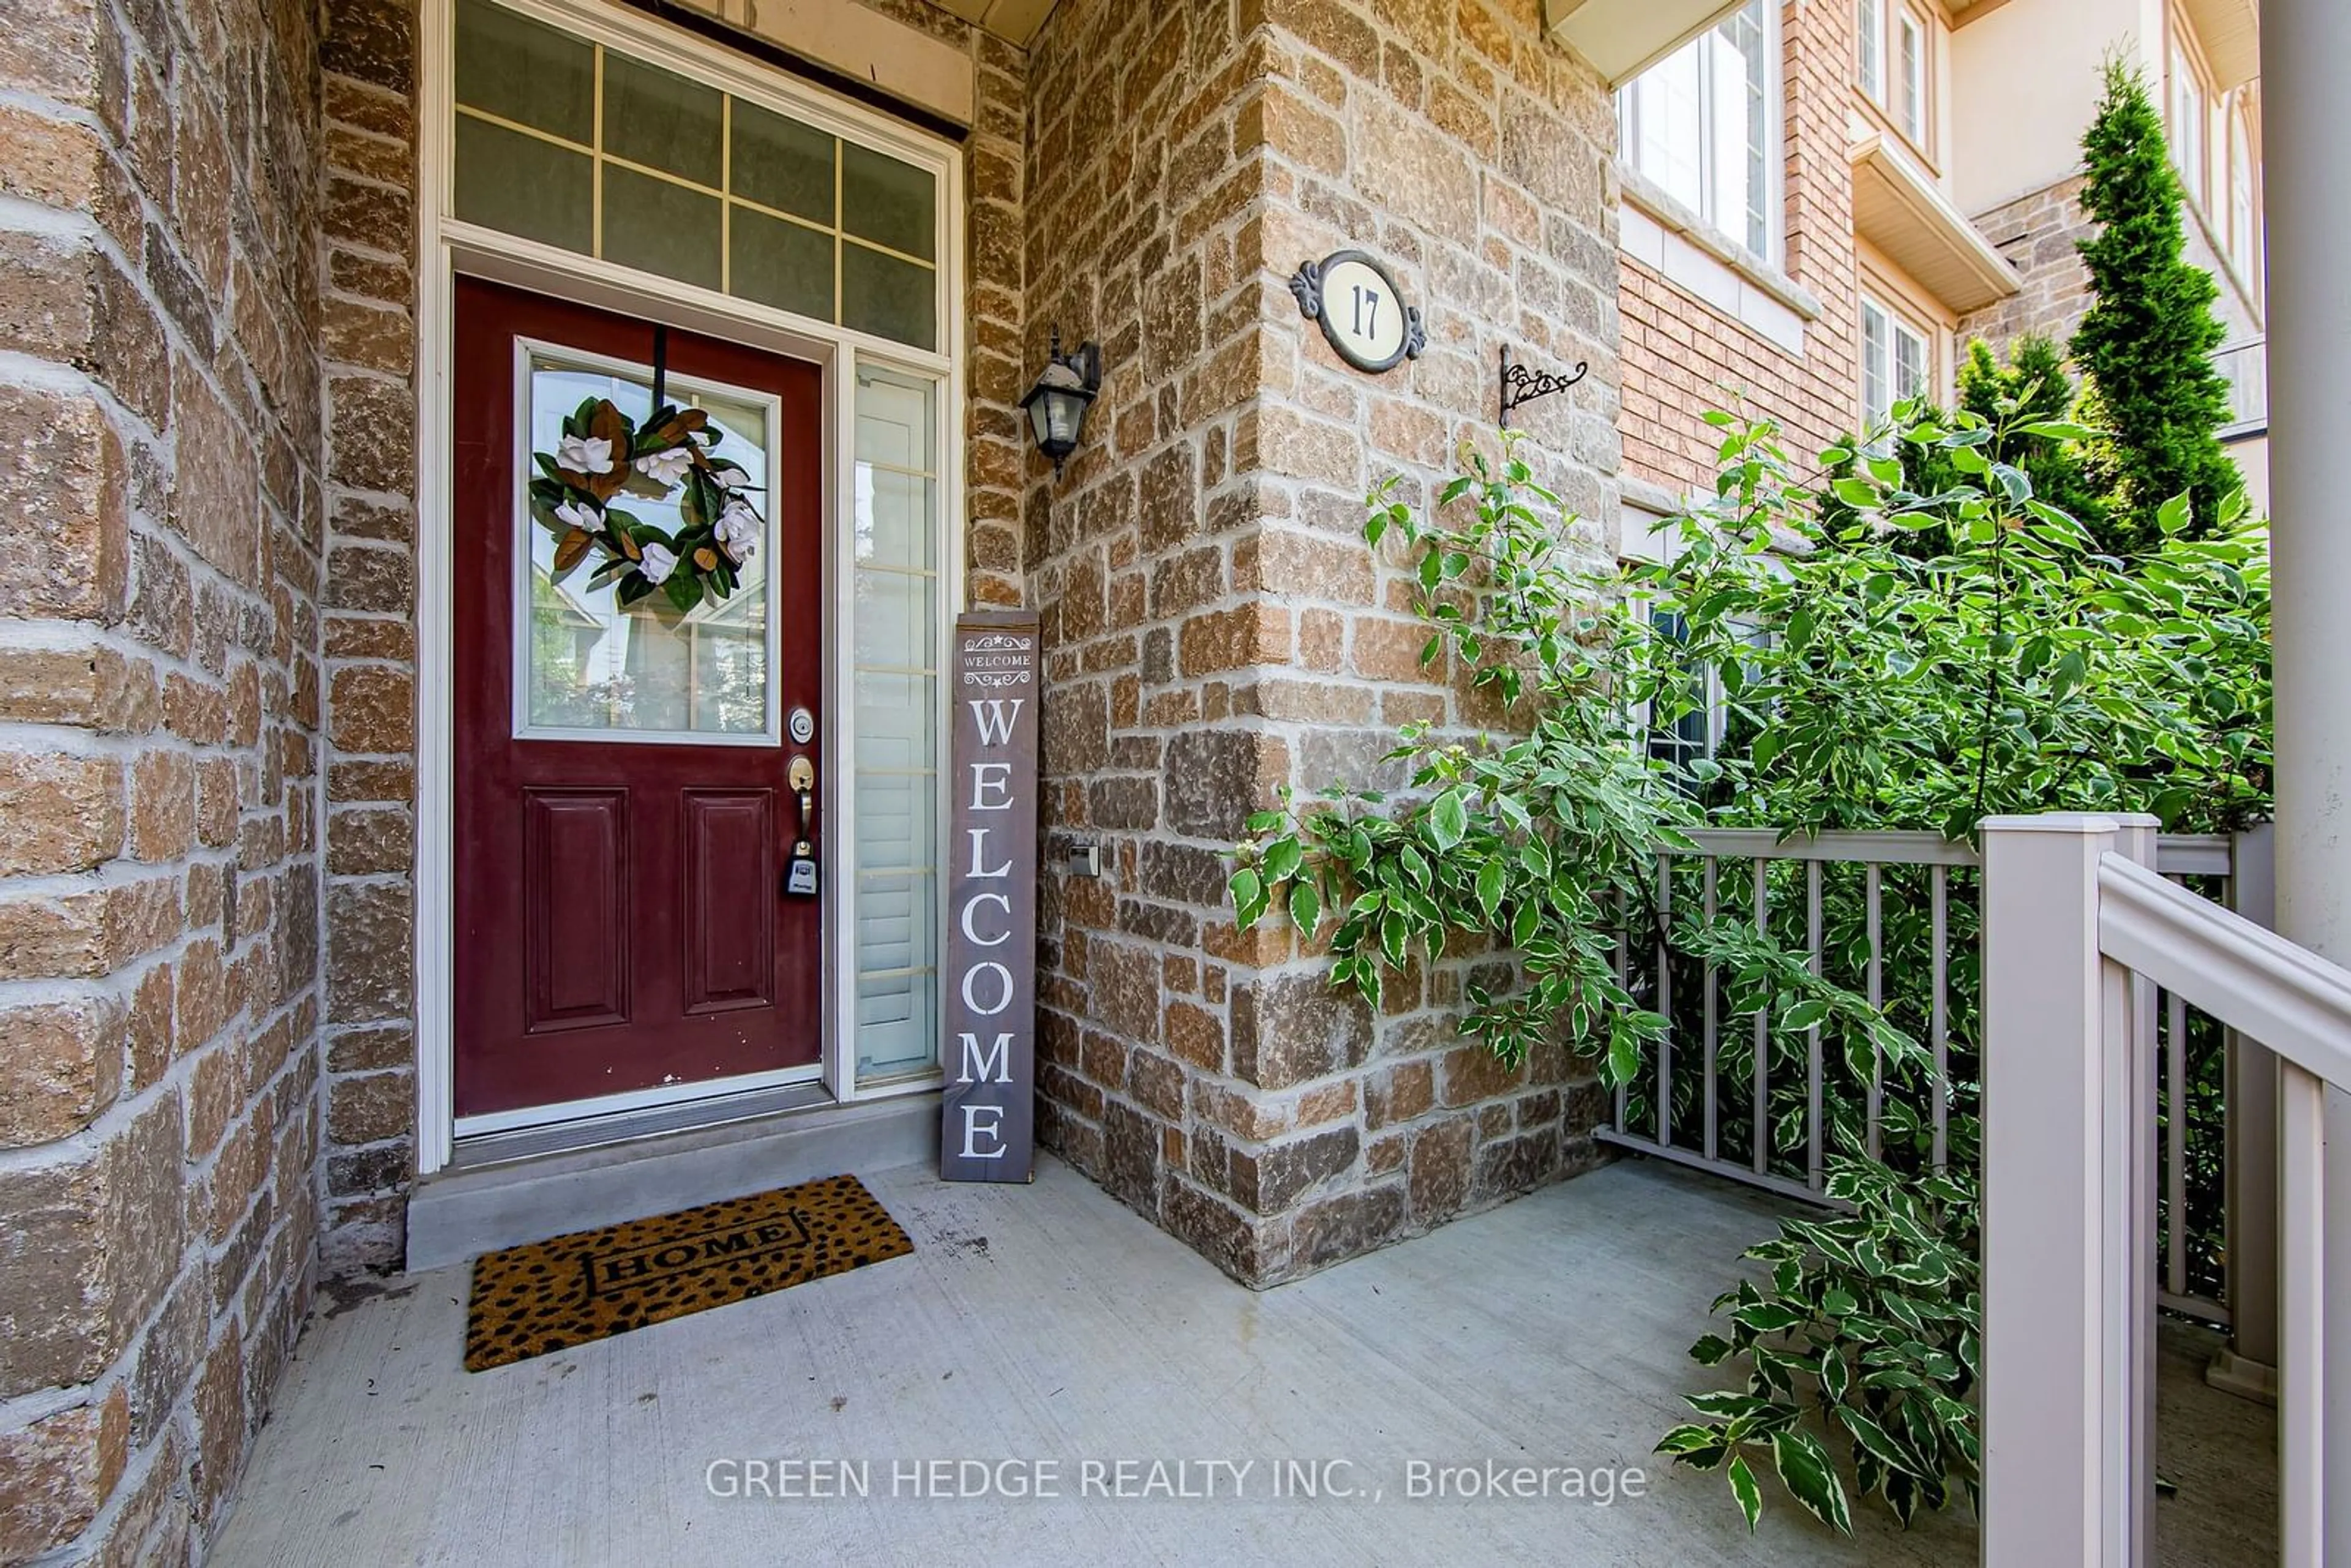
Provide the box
[1542,0,1747,88]
[930,0,1063,47]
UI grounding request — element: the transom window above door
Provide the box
[449,0,940,350]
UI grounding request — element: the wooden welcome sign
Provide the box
[940,610,1040,1183]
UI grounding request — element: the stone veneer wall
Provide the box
[0,0,328,1556]
[1023,0,1624,1289]
[307,0,1031,1272]
[314,0,425,1274]
[1957,176,2096,350]
[1617,0,1859,500]
[1959,172,2263,354]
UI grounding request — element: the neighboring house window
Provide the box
[1618,0,1778,260]
[1856,0,1883,102]
[1648,610,1712,782]
[1897,8,1926,144]
[1861,294,1930,438]
[2228,102,2256,269]
[1645,608,1773,788]
[2170,42,2207,208]
[1856,1,1932,154]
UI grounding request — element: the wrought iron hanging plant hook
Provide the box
[1498,343,1589,429]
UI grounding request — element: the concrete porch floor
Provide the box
[211,1157,2270,1567]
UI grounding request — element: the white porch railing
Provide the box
[1599,824,2278,1362]
[1981,814,2350,1566]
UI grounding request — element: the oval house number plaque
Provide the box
[1289,250,1426,373]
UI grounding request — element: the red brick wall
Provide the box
[1618,0,1860,497]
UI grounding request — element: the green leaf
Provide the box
[1771,1429,1854,1535]
[1474,858,1506,921]
[1228,869,1265,928]
[1690,1333,1735,1367]
[1427,789,1469,852]
[1658,1428,1731,1472]
[1818,1342,1850,1404]
[1657,1422,1727,1457]
[1261,837,1303,883]
[1727,1454,1764,1532]
[1604,1029,1640,1089]
[1288,879,1321,934]
[1837,1405,1929,1482]
[1733,1301,1806,1335]
[2018,419,2093,441]
[1780,999,1831,1032]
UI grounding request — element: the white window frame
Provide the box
[1857,1,1932,158]
[2227,100,2256,270]
[1621,516,1777,781]
[1618,0,1782,262]
[2170,40,2208,210]
[1861,293,1932,440]
[414,0,965,1168]
[1896,7,1927,147]
[1856,0,1883,104]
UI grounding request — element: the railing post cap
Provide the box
[1979,812,2159,835]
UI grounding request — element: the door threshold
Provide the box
[452,1078,837,1170]
[408,1090,939,1272]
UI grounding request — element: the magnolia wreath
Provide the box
[530,396,762,613]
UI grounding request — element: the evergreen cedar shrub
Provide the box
[2071,59,2241,548]
[1823,337,2112,552]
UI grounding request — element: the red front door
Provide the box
[452,276,825,1119]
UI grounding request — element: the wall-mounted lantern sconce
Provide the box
[1019,328,1101,478]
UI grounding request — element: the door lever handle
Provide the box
[787,754,816,844]
[784,754,819,897]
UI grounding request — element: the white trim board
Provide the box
[411,0,965,1174]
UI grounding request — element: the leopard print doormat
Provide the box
[463,1173,913,1371]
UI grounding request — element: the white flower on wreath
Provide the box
[714,500,760,563]
[553,496,601,534]
[636,446,694,486]
[558,433,615,475]
[637,542,679,586]
[711,465,752,491]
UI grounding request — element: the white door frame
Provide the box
[410,0,965,1172]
